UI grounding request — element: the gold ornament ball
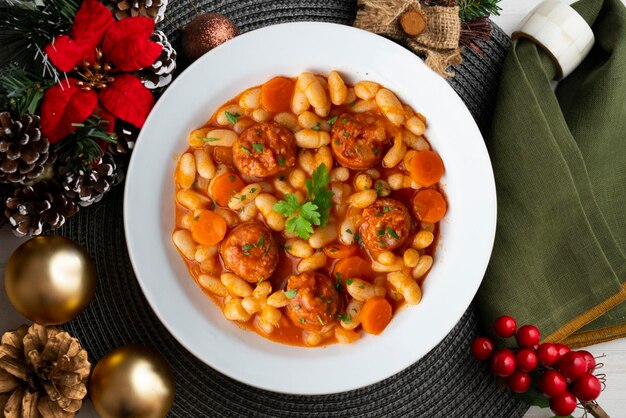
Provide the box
[182,12,239,62]
[4,236,97,325]
[90,345,175,418]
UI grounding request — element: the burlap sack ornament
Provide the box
[354,0,463,77]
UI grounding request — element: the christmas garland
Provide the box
[0,0,176,236]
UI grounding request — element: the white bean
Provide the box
[172,230,196,259]
[297,252,327,273]
[403,248,420,268]
[239,87,261,110]
[188,128,209,147]
[288,168,307,190]
[298,149,316,175]
[260,305,282,326]
[346,278,385,301]
[308,224,338,249]
[339,219,356,245]
[406,115,426,136]
[352,99,377,113]
[194,245,218,263]
[371,259,404,273]
[238,201,258,222]
[330,167,350,182]
[176,153,196,189]
[220,273,253,297]
[335,327,360,344]
[315,146,333,170]
[213,207,239,227]
[267,290,289,308]
[340,299,364,330]
[298,111,330,131]
[255,193,285,231]
[388,271,422,305]
[298,72,329,110]
[412,255,433,279]
[193,149,216,180]
[376,88,405,126]
[198,274,228,297]
[223,298,251,322]
[252,108,270,122]
[295,129,330,149]
[354,81,380,100]
[383,131,407,168]
[228,183,263,210]
[377,251,396,266]
[203,129,238,147]
[285,238,314,258]
[176,189,211,211]
[274,112,300,132]
[291,88,310,115]
[347,189,378,208]
[328,71,348,105]
[403,129,430,151]
[413,230,434,249]
[354,173,373,191]
[216,105,244,126]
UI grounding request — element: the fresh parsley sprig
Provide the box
[273,164,334,239]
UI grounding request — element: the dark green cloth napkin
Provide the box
[477,0,626,346]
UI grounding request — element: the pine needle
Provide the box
[458,0,501,22]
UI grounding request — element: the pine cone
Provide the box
[109,121,139,155]
[4,179,78,237]
[137,30,177,90]
[0,324,90,418]
[105,0,168,23]
[0,112,53,185]
[62,153,122,207]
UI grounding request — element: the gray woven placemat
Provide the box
[50,1,529,417]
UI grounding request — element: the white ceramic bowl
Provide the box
[124,22,496,395]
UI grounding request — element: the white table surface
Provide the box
[1,1,624,416]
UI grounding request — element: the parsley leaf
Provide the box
[338,313,351,323]
[200,137,219,142]
[327,115,338,125]
[225,111,239,124]
[240,145,251,155]
[278,155,286,166]
[252,143,263,152]
[285,289,298,299]
[273,194,300,217]
[272,164,334,239]
[312,122,321,131]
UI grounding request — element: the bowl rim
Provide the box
[124,21,497,395]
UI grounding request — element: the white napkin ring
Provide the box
[512,0,595,80]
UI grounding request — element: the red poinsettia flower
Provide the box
[41,0,162,143]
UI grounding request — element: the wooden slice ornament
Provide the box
[400,9,427,37]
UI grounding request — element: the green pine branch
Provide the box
[458,0,501,22]
[0,0,80,77]
[0,65,54,115]
[55,113,118,172]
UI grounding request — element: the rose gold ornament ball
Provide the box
[182,13,239,62]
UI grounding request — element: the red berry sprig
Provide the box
[471,315,608,418]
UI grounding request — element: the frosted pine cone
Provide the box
[4,179,78,237]
[109,121,139,155]
[61,153,122,207]
[104,0,168,23]
[137,30,177,90]
[0,112,53,185]
[0,324,91,418]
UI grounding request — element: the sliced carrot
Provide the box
[191,211,227,246]
[412,189,447,223]
[409,150,444,187]
[360,297,393,335]
[209,172,245,206]
[323,243,358,259]
[261,76,294,113]
[332,256,372,282]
